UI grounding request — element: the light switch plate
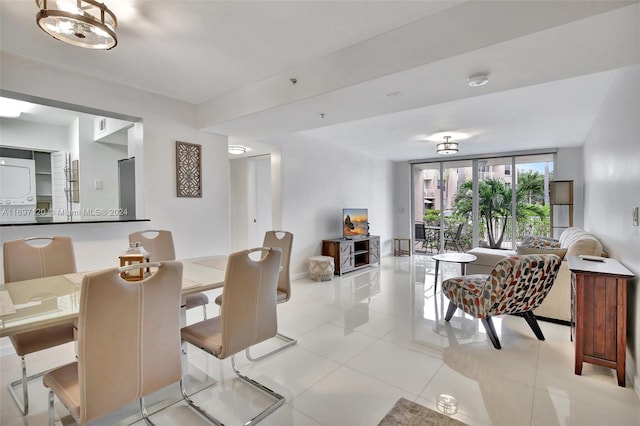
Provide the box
[95,179,103,190]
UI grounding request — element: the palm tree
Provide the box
[452,177,546,249]
[517,170,545,204]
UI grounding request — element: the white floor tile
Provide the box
[2,255,638,426]
[420,364,535,426]
[296,322,377,364]
[345,339,443,394]
[531,387,640,426]
[291,366,414,426]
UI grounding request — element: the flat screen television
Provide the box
[343,208,369,238]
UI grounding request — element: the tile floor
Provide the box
[1,254,639,426]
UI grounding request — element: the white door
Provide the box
[249,156,272,248]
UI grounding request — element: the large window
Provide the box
[411,152,554,253]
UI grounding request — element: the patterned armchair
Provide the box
[443,254,561,349]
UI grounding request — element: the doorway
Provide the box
[229,154,275,251]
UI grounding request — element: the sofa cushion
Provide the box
[557,227,604,256]
[565,238,604,257]
[467,247,516,263]
[517,245,568,260]
[521,235,560,249]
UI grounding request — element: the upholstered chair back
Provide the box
[74,261,182,424]
[219,247,281,359]
[262,231,293,300]
[487,254,561,316]
[3,236,76,283]
[128,230,176,261]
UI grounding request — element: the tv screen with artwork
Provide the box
[343,208,368,237]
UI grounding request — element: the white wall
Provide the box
[128,123,145,218]
[0,117,70,152]
[0,52,230,273]
[78,117,127,214]
[555,147,584,229]
[581,65,640,393]
[274,134,395,277]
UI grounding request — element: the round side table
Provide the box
[430,253,477,295]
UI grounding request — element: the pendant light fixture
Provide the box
[436,136,459,155]
[35,0,118,50]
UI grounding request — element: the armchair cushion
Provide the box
[442,274,490,318]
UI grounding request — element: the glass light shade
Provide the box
[228,145,247,155]
[436,141,459,155]
[36,0,118,50]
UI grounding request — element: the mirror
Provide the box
[0,91,145,224]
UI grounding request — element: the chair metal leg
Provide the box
[140,397,156,426]
[48,390,56,426]
[180,341,285,426]
[7,355,52,416]
[180,378,225,426]
[523,311,546,341]
[481,317,502,349]
[444,301,457,321]
[9,355,57,416]
[202,304,208,320]
[230,355,285,425]
[245,332,297,362]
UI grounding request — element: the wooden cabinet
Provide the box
[568,255,634,387]
[322,235,380,275]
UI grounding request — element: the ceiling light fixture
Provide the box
[436,136,459,155]
[35,0,118,50]
[228,145,247,155]
[468,73,489,87]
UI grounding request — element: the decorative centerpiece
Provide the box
[119,242,150,281]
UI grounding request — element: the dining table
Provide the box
[0,255,229,338]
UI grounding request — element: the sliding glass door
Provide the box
[411,152,554,253]
[475,157,514,249]
[514,154,554,242]
[411,160,472,253]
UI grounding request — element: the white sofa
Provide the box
[465,227,606,323]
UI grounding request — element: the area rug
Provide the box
[377,397,468,426]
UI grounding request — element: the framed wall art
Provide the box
[176,141,202,198]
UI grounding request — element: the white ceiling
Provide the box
[1,1,638,161]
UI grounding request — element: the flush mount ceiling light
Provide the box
[36,0,118,50]
[228,145,247,155]
[468,73,489,87]
[436,136,459,155]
